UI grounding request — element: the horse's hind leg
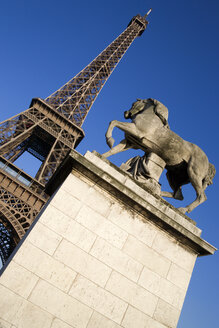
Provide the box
[161,188,184,200]
[102,139,132,158]
[162,170,184,200]
[178,161,207,214]
[179,184,206,214]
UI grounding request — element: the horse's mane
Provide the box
[154,106,170,129]
[145,98,170,129]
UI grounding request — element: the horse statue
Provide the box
[102,98,215,214]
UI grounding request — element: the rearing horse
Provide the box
[102,98,215,214]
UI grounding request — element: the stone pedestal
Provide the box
[0,150,216,328]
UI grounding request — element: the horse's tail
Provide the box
[203,163,216,186]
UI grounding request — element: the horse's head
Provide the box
[124,99,146,119]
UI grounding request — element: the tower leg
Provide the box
[35,139,70,185]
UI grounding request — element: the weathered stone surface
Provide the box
[0,318,12,328]
[40,204,72,236]
[69,275,128,324]
[27,222,62,256]
[167,263,191,290]
[0,261,38,298]
[40,205,96,252]
[152,231,197,272]
[12,300,53,328]
[105,271,158,317]
[62,173,92,201]
[87,312,121,328]
[0,285,24,323]
[76,205,128,249]
[153,299,181,328]
[50,188,81,218]
[85,151,126,185]
[108,203,157,247]
[80,151,214,255]
[90,237,143,282]
[62,219,97,252]
[54,239,112,287]
[29,279,93,328]
[123,235,171,277]
[139,266,186,310]
[84,187,113,216]
[122,306,166,328]
[14,241,77,292]
[51,318,72,328]
[0,150,216,328]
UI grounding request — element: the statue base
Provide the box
[120,152,166,195]
[0,150,216,328]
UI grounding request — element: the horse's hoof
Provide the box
[174,189,184,201]
[177,207,188,214]
[106,137,115,148]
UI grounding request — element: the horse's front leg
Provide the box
[102,139,132,158]
[105,120,117,148]
[105,120,138,148]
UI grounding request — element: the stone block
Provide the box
[40,205,96,252]
[167,263,191,290]
[76,205,128,249]
[0,285,24,323]
[153,299,180,328]
[0,319,11,328]
[124,178,153,200]
[85,187,113,216]
[62,173,91,201]
[40,205,72,236]
[14,241,77,293]
[85,151,126,184]
[106,271,158,317]
[11,300,53,328]
[51,318,72,328]
[90,237,143,282]
[87,311,121,328]
[108,203,157,247]
[122,306,166,328]
[0,260,38,299]
[50,188,81,218]
[69,275,128,324]
[54,239,111,287]
[63,218,97,252]
[29,279,93,328]
[139,266,185,310]
[152,232,197,272]
[28,222,62,256]
[123,235,171,277]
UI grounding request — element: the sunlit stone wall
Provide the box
[0,151,214,328]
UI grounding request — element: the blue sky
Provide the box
[0,0,219,327]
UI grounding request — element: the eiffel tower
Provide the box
[0,12,151,265]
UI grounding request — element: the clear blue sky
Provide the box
[0,1,219,327]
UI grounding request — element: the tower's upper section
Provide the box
[127,14,149,36]
[44,13,150,127]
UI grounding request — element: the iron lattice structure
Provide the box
[0,14,149,265]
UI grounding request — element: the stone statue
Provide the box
[102,98,216,214]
